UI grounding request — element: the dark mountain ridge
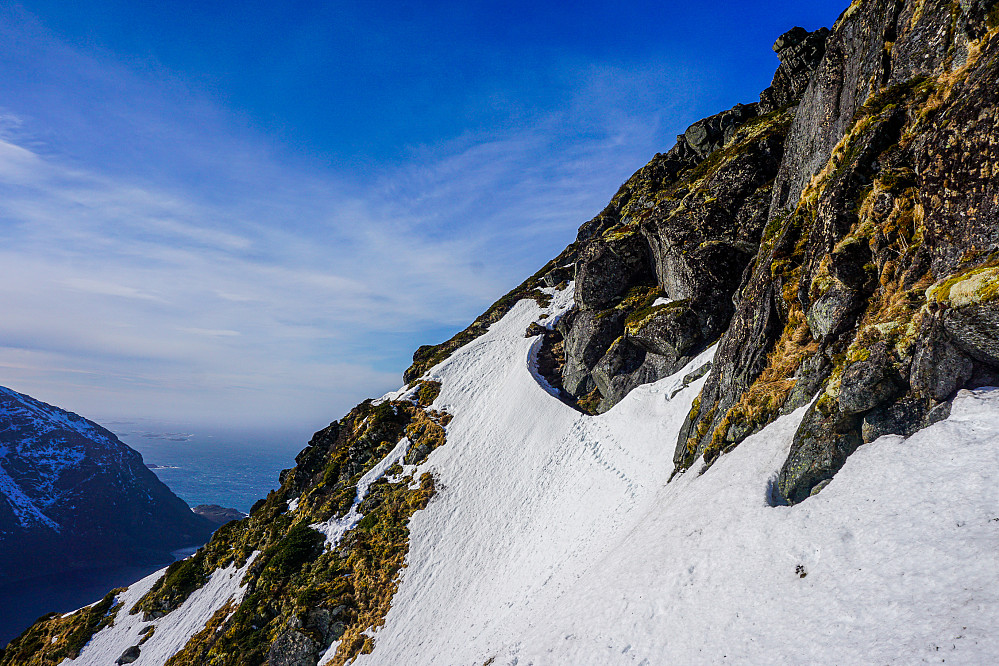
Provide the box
[0,385,214,643]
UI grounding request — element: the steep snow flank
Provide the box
[66,552,260,666]
[351,286,713,664]
[352,286,999,665]
[498,390,999,665]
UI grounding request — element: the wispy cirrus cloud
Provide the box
[0,8,685,432]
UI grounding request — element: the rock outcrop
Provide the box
[555,26,827,413]
[548,0,999,499]
[672,0,999,502]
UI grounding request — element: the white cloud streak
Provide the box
[0,15,678,431]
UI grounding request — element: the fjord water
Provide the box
[111,423,312,514]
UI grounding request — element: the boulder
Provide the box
[806,282,862,341]
[682,103,758,159]
[116,646,141,665]
[942,299,999,368]
[268,629,319,666]
[910,318,974,401]
[541,264,573,288]
[524,322,547,338]
[781,353,832,414]
[861,397,930,442]
[626,301,701,360]
[759,27,830,113]
[561,308,626,396]
[778,400,863,504]
[574,234,652,310]
[838,342,905,415]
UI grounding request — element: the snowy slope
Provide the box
[341,285,999,665]
[30,283,999,665]
[67,552,260,666]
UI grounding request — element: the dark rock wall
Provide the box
[545,0,999,501]
[669,0,999,502]
[556,30,821,414]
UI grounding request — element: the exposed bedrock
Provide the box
[665,0,999,502]
[558,41,823,413]
[760,26,831,113]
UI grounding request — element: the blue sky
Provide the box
[0,0,846,432]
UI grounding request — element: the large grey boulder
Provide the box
[574,234,651,310]
[910,317,975,401]
[268,629,320,666]
[838,342,905,415]
[116,646,141,665]
[806,283,862,341]
[561,308,626,396]
[626,301,701,360]
[861,397,931,443]
[778,401,863,504]
[683,103,758,159]
[942,299,999,368]
[759,26,829,113]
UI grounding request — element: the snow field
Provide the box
[66,552,260,665]
[351,284,999,665]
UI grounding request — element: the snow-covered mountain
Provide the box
[5,1,999,664]
[0,385,214,586]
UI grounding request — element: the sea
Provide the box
[110,421,318,514]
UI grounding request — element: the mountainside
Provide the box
[0,385,214,585]
[6,0,999,664]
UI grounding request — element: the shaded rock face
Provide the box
[683,104,759,159]
[0,386,214,586]
[553,0,999,494]
[552,25,833,415]
[559,93,809,412]
[665,0,999,501]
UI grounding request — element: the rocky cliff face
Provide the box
[7,1,999,663]
[550,26,828,415]
[0,386,214,584]
[675,0,999,503]
[545,0,999,504]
